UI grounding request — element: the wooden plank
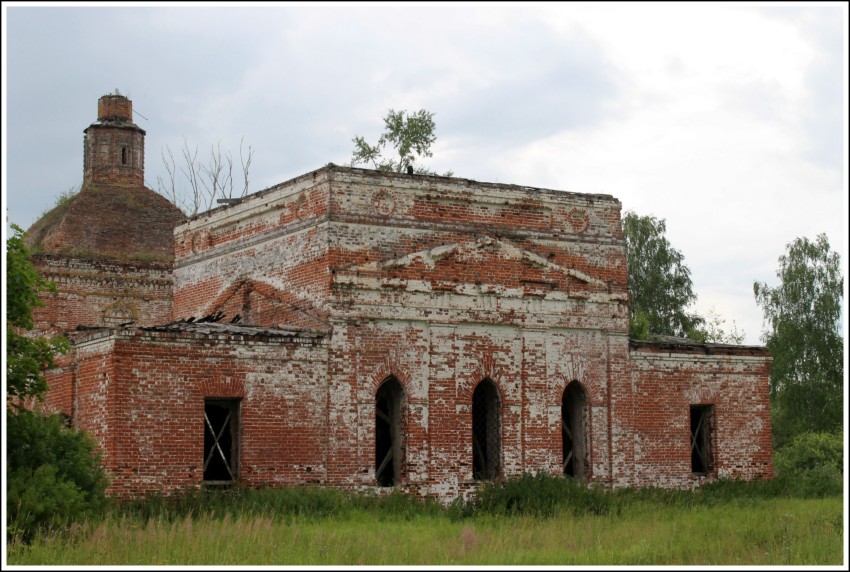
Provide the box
[376,449,392,480]
[473,436,487,477]
[561,418,572,440]
[389,397,402,484]
[204,410,234,480]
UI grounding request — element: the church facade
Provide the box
[28,94,774,502]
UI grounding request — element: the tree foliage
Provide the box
[622,211,704,339]
[6,224,68,400]
[349,108,452,176]
[6,409,109,541]
[6,224,108,542]
[754,234,844,447]
[690,306,746,345]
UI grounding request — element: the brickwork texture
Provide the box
[32,94,773,503]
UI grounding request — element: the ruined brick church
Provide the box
[25,94,774,502]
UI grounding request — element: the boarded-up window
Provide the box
[562,381,588,478]
[204,399,240,483]
[375,377,404,487]
[690,405,714,474]
[472,379,501,481]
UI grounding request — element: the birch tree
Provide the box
[754,233,844,447]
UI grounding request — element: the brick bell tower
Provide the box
[24,91,186,336]
[83,92,145,186]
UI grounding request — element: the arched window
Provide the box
[472,378,501,481]
[375,377,404,487]
[121,146,128,165]
[562,381,588,478]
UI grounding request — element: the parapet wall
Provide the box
[172,165,629,331]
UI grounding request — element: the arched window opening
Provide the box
[121,146,128,165]
[472,378,501,481]
[375,377,404,487]
[562,381,588,478]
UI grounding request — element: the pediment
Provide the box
[199,278,330,332]
[335,236,607,295]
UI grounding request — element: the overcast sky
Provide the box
[3,2,848,346]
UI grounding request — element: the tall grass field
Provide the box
[6,474,845,566]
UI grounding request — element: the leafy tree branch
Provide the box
[350,108,453,176]
[6,224,68,401]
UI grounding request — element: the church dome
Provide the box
[25,93,185,261]
[25,183,185,261]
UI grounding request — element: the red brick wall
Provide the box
[30,254,174,335]
[172,175,332,324]
[36,354,75,419]
[97,329,328,498]
[70,333,117,468]
[56,322,771,502]
[325,321,626,500]
[624,347,774,487]
[40,166,773,503]
[325,169,629,297]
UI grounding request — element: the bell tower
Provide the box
[83,92,146,187]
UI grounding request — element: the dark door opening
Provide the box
[204,399,239,483]
[690,405,713,474]
[472,379,501,481]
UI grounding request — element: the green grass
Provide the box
[7,495,843,565]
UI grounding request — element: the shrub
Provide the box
[775,431,843,473]
[773,430,843,497]
[6,409,109,542]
